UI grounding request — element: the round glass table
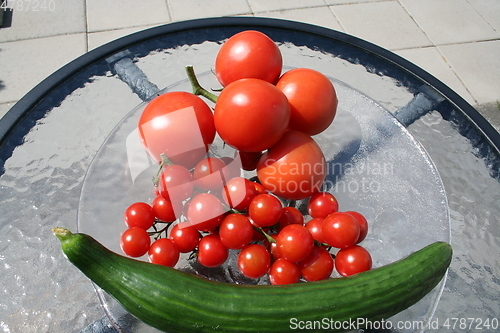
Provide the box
[0,17,498,333]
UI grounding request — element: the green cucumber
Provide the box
[53,227,452,332]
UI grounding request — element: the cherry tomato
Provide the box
[307,192,339,218]
[269,258,301,285]
[305,217,325,244]
[335,245,372,276]
[124,202,155,230]
[345,211,369,244]
[222,177,257,211]
[157,164,194,204]
[298,246,334,282]
[252,182,267,195]
[237,244,271,279]
[148,238,180,267]
[219,156,242,180]
[276,68,338,135]
[248,193,283,227]
[197,234,228,268]
[275,224,314,263]
[193,157,229,191]
[214,78,290,152]
[186,193,225,231]
[170,223,200,253]
[236,150,263,171]
[264,235,282,261]
[138,91,215,169]
[257,130,326,200]
[215,30,282,87]
[151,195,177,223]
[322,212,360,249]
[120,227,151,257]
[277,207,304,230]
[219,214,254,250]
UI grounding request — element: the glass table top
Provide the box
[0,17,498,333]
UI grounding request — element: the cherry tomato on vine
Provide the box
[298,246,334,282]
[193,157,229,191]
[305,217,325,244]
[186,193,225,232]
[170,223,200,253]
[148,238,180,267]
[275,224,314,263]
[248,193,283,227]
[335,245,372,277]
[322,212,360,249]
[222,177,257,211]
[214,78,290,153]
[138,91,215,169]
[307,192,339,218]
[237,244,271,279]
[277,207,304,230]
[345,211,369,244]
[236,150,263,172]
[269,258,301,285]
[120,227,151,258]
[197,234,228,268]
[257,130,326,200]
[215,30,282,87]
[151,195,177,223]
[124,202,155,230]
[276,68,338,135]
[157,164,194,204]
[219,214,254,250]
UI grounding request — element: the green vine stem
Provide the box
[152,153,173,187]
[185,66,219,103]
[253,226,276,243]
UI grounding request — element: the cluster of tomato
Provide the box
[119,30,372,285]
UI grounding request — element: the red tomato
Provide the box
[277,207,304,230]
[215,30,282,87]
[322,212,360,249]
[335,245,372,276]
[222,177,257,211]
[307,192,339,218]
[276,68,338,135]
[138,92,215,169]
[298,246,334,282]
[170,223,200,253]
[157,164,194,204]
[305,217,325,244]
[197,234,228,268]
[248,193,283,227]
[238,244,271,279]
[236,150,263,171]
[124,202,155,230]
[275,224,314,263]
[185,193,225,231]
[219,214,254,250]
[257,130,326,200]
[345,211,369,244]
[269,258,301,285]
[193,157,229,191]
[151,196,177,223]
[148,238,180,267]
[120,227,151,257]
[214,78,290,152]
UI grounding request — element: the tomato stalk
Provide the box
[148,221,174,240]
[253,226,276,243]
[185,66,219,103]
[152,153,173,187]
